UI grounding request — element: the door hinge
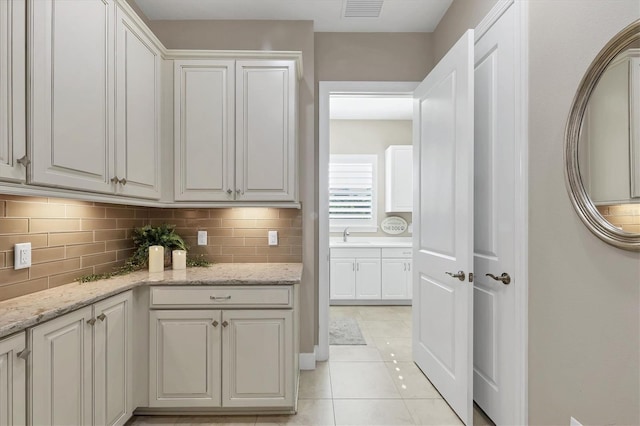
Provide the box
[469,272,474,283]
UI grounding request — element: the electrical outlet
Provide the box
[197,230,207,246]
[14,243,31,270]
[268,230,278,246]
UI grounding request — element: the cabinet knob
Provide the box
[16,348,30,360]
[222,321,229,327]
[212,320,219,327]
[110,176,120,184]
[97,313,106,322]
[227,189,232,194]
[87,318,96,326]
[119,178,127,186]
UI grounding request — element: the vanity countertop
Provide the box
[0,263,302,340]
[329,237,412,248]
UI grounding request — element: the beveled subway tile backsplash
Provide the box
[596,203,640,234]
[0,195,302,302]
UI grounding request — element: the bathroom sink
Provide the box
[332,241,372,245]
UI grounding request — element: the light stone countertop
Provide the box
[329,237,412,248]
[0,263,302,340]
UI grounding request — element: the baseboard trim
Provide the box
[299,348,317,370]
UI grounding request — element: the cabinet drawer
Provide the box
[150,286,292,308]
[331,248,381,258]
[381,248,413,258]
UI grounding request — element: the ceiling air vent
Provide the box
[342,0,384,18]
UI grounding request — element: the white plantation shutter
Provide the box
[329,155,377,230]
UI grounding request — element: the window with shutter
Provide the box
[329,154,378,232]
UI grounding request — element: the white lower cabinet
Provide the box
[148,286,297,410]
[0,332,26,426]
[30,291,133,426]
[331,247,412,302]
[149,310,222,407]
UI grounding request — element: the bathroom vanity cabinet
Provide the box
[0,332,26,426]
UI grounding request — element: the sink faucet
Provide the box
[342,227,350,242]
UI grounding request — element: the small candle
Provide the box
[148,245,164,273]
[172,250,186,270]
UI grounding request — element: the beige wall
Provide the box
[431,0,498,63]
[315,32,433,81]
[329,120,412,237]
[528,2,640,424]
[145,19,317,354]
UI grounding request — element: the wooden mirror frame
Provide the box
[565,20,640,251]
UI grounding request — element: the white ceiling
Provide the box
[134,0,453,32]
[330,96,413,120]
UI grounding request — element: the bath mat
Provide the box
[329,318,366,345]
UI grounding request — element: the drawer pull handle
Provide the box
[16,348,30,360]
[210,295,232,301]
[212,320,219,327]
[97,313,106,321]
[222,321,229,327]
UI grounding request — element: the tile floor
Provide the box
[127,306,494,426]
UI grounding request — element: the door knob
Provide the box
[486,272,511,285]
[445,270,466,281]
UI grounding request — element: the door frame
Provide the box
[317,1,528,420]
[317,81,419,362]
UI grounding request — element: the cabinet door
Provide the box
[222,310,294,408]
[30,306,93,426]
[236,60,297,201]
[385,146,413,212]
[0,0,26,182]
[94,291,132,426]
[355,258,382,300]
[0,333,26,426]
[330,258,356,300]
[115,8,161,199]
[29,0,116,193]
[381,258,409,299]
[174,60,235,201]
[149,310,222,407]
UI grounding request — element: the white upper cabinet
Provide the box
[29,0,116,193]
[385,145,413,212]
[236,60,298,202]
[29,0,161,199]
[0,0,26,182]
[174,60,235,201]
[174,59,299,203]
[115,7,161,199]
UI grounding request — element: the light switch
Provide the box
[14,243,31,270]
[268,230,278,246]
[197,230,207,246]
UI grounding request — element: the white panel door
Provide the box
[412,30,474,425]
[149,310,222,407]
[174,60,235,201]
[222,310,293,407]
[29,0,115,193]
[30,306,93,426]
[236,60,297,201]
[94,291,132,426]
[473,6,517,425]
[330,258,356,300]
[381,259,409,299]
[0,0,26,182]
[355,258,381,299]
[0,333,26,426]
[115,8,161,199]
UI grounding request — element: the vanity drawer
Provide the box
[150,286,292,309]
[331,248,381,258]
[381,248,413,258]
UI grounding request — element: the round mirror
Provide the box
[565,20,640,250]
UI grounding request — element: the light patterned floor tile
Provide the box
[173,415,257,426]
[298,361,332,399]
[373,336,413,362]
[330,362,400,399]
[255,399,335,426]
[404,399,463,425]
[360,320,412,338]
[330,345,383,362]
[385,362,441,399]
[333,399,414,425]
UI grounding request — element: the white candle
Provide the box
[172,250,186,270]
[148,245,164,273]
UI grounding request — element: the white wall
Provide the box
[528,2,640,424]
